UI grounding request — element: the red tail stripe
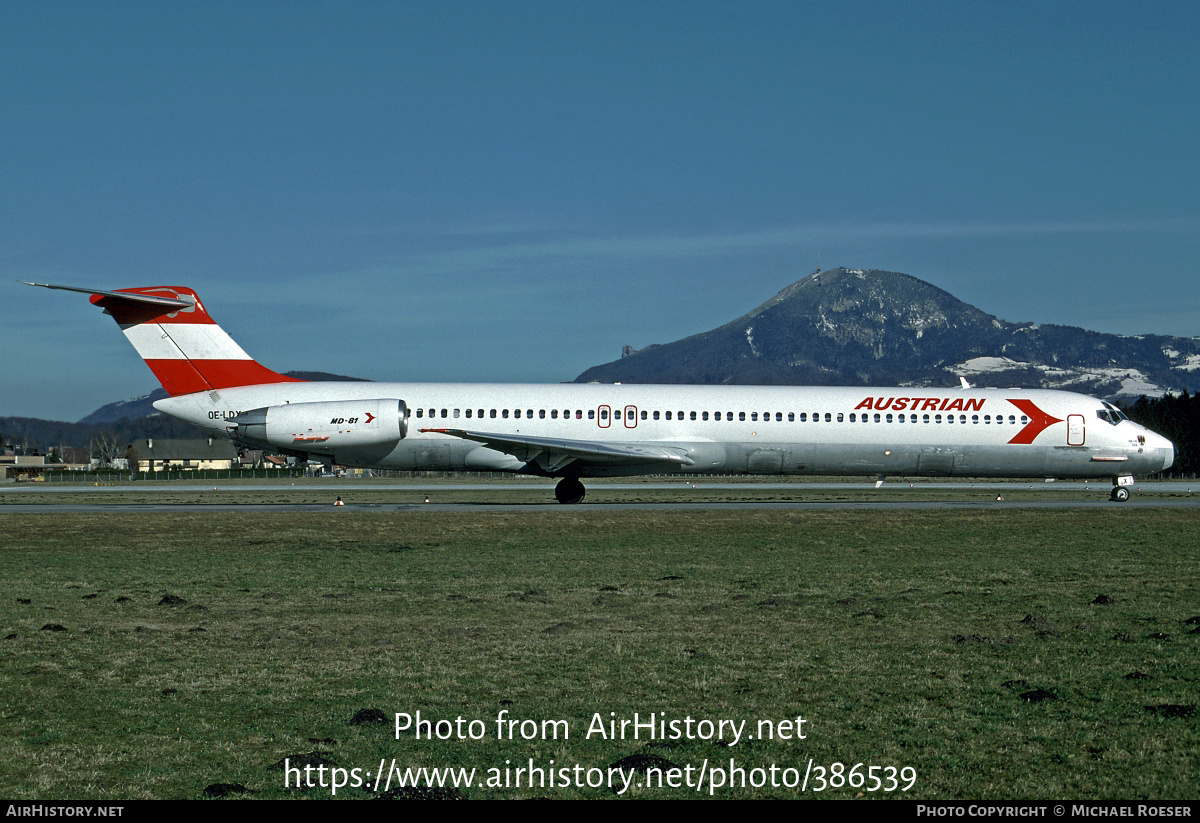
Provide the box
[144,359,302,396]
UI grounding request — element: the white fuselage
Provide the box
[155,382,1174,480]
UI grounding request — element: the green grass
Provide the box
[1,509,1197,799]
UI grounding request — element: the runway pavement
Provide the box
[2,480,1197,513]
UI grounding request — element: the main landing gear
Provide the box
[555,477,586,504]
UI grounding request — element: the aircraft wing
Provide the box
[419,428,695,474]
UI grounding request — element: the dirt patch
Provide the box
[271,751,336,771]
[350,708,388,726]
[609,752,678,773]
[1144,704,1195,718]
[203,783,252,797]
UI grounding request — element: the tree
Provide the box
[1122,391,1198,476]
[91,430,123,467]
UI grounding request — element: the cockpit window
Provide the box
[1098,402,1128,425]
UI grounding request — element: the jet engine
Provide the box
[226,398,409,454]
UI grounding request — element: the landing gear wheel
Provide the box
[1110,486,1130,502]
[555,478,586,504]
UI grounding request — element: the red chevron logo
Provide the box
[1007,399,1063,445]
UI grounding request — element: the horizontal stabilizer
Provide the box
[23,282,192,312]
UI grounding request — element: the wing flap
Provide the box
[420,428,695,473]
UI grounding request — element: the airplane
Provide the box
[25,282,1175,503]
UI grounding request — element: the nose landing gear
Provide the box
[1109,475,1135,502]
[554,477,586,504]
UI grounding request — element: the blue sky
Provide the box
[3,1,1198,421]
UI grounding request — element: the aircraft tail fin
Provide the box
[24,283,302,396]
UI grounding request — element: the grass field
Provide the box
[1,505,1197,799]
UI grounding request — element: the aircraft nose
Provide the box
[1162,440,1175,472]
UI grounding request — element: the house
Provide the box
[129,438,239,472]
[0,452,46,481]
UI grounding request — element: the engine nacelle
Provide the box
[227,399,409,453]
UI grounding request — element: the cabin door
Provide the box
[1067,414,1085,446]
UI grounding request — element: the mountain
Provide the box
[78,371,371,424]
[574,268,1200,401]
